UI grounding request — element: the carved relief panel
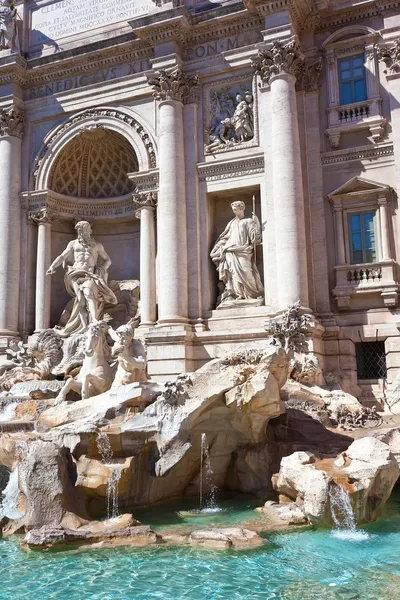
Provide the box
[203,76,258,155]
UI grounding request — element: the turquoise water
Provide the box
[1,496,400,600]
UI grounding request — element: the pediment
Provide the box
[328,177,391,199]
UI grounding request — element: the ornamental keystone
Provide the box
[0,106,24,139]
[251,40,305,85]
[147,67,199,103]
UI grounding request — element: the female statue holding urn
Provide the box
[210,201,264,307]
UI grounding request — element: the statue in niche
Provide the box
[210,201,264,308]
[0,1,19,53]
[47,221,117,337]
[206,89,254,153]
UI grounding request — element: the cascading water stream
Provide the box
[329,483,368,541]
[96,432,121,520]
[0,468,23,520]
[199,433,220,513]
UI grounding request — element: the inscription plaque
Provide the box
[30,0,152,47]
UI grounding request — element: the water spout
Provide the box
[96,432,120,520]
[329,483,368,541]
[199,433,220,513]
[0,468,23,520]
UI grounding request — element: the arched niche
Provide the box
[31,106,157,191]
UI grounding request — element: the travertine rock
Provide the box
[274,451,330,523]
[188,527,265,550]
[343,437,399,523]
[15,440,88,531]
[24,515,158,550]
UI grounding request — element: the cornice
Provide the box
[198,154,264,182]
[0,40,153,89]
[321,143,394,166]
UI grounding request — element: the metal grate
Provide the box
[356,341,387,380]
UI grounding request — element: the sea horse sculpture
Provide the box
[54,320,113,404]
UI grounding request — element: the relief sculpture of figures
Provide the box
[205,89,254,153]
[47,221,117,337]
[0,0,19,53]
[210,201,264,308]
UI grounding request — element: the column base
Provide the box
[156,317,191,327]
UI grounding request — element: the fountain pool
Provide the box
[1,495,400,599]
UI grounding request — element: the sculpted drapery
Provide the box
[210,201,264,306]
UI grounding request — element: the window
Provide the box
[339,55,367,105]
[348,211,377,264]
[356,342,387,379]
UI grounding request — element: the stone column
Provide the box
[134,192,157,326]
[378,196,391,261]
[252,40,308,309]
[147,68,198,325]
[0,106,24,343]
[29,208,55,332]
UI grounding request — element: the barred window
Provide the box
[356,341,387,379]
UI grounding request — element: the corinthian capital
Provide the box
[133,192,157,217]
[251,40,305,85]
[377,40,400,75]
[147,68,199,103]
[28,208,56,225]
[0,106,24,139]
[296,58,322,93]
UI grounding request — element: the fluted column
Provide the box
[252,40,308,309]
[29,208,55,331]
[147,68,198,325]
[134,192,157,326]
[0,106,24,342]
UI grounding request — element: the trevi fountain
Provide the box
[2,1,400,599]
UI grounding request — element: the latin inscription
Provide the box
[30,0,152,47]
[28,60,150,100]
[185,31,263,61]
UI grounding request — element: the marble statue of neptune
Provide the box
[47,221,117,336]
[210,201,264,306]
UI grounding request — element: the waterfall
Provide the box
[0,468,22,520]
[0,402,18,422]
[329,483,368,541]
[199,433,220,513]
[107,470,121,520]
[96,432,120,520]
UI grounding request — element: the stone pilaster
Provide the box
[134,192,157,326]
[0,105,24,344]
[28,208,56,332]
[378,40,400,260]
[147,67,198,324]
[252,40,309,309]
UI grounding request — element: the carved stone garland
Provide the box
[0,106,24,139]
[147,67,199,103]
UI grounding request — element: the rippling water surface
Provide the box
[1,495,400,600]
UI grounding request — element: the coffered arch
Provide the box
[31,106,157,192]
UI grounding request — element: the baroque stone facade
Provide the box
[1,0,400,406]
